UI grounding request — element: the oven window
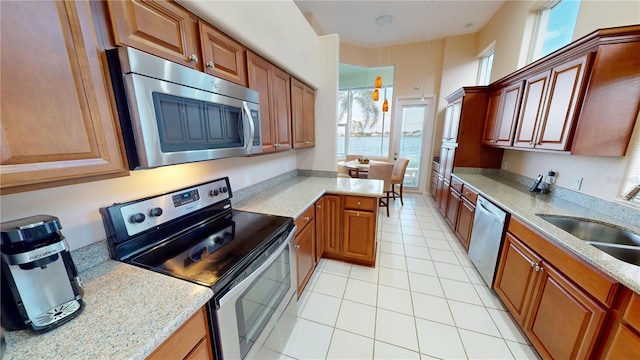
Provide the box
[235,246,291,359]
[152,93,244,152]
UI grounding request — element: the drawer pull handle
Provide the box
[304,216,310,221]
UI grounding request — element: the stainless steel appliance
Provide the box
[100,177,296,359]
[106,47,262,170]
[468,196,509,287]
[1,215,85,333]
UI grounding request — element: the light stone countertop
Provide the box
[3,260,213,360]
[234,176,384,219]
[453,172,640,294]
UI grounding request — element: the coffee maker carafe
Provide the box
[1,215,84,332]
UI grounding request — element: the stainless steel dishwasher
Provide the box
[468,195,509,287]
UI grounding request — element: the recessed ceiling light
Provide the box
[375,15,393,26]
[464,23,475,29]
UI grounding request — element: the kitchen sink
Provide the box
[537,214,640,266]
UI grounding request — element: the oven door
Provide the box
[215,229,296,360]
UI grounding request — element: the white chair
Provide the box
[367,162,394,217]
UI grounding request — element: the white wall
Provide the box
[297,34,340,171]
[0,1,319,250]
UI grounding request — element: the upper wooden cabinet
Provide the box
[199,21,247,86]
[0,0,127,194]
[291,78,316,148]
[247,51,292,153]
[107,0,200,69]
[442,99,462,143]
[513,55,591,151]
[482,82,523,147]
[485,25,640,156]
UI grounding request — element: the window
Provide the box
[477,46,494,85]
[337,64,394,159]
[530,0,581,62]
[337,87,393,159]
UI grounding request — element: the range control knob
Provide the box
[210,189,219,197]
[149,207,163,217]
[220,186,228,193]
[213,236,224,244]
[129,213,146,224]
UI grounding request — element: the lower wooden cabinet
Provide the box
[495,217,617,360]
[316,195,340,261]
[454,196,475,250]
[147,307,212,360]
[294,205,316,297]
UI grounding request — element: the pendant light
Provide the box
[373,15,392,101]
[382,98,389,112]
[372,89,380,101]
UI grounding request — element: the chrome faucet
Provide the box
[622,184,640,200]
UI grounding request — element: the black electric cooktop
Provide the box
[131,210,292,290]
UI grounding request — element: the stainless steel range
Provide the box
[100,177,296,359]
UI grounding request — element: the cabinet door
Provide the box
[493,83,523,146]
[1,0,126,193]
[525,262,606,360]
[302,84,316,147]
[343,210,376,264]
[454,197,475,250]
[315,197,325,262]
[494,233,542,326]
[291,78,312,148]
[445,187,461,230]
[271,66,292,151]
[513,71,550,149]
[107,0,199,69]
[442,103,455,141]
[535,55,589,151]
[317,195,341,258]
[199,22,247,86]
[482,89,502,145]
[295,219,316,297]
[603,323,640,360]
[246,51,275,153]
[437,179,450,218]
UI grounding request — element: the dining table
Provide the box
[338,159,388,178]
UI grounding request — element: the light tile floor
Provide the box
[263,193,541,360]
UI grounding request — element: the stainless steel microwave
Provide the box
[106,47,261,170]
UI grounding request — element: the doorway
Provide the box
[392,97,435,194]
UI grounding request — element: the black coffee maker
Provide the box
[1,215,85,332]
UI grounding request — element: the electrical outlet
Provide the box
[572,176,583,191]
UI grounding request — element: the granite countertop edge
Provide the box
[452,172,640,294]
[3,260,213,360]
[234,176,384,219]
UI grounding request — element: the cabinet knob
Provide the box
[295,245,300,250]
[304,216,310,221]
[535,264,543,272]
[206,61,214,68]
[530,261,536,267]
[357,201,361,206]
[188,54,199,63]
[356,212,360,217]
[317,205,321,209]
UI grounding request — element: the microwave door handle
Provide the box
[242,102,254,154]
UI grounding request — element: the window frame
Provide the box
[528,0,580,63]
[477,43,495,86]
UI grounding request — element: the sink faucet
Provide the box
[622,184,640,200]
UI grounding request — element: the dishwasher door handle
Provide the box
[477,200,504,223]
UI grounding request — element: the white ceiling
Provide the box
[294,0,505,48]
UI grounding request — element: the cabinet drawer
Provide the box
[462,186,478,203]
[623,292,640,331]
[295,205,315,235]
[450,177,464,193]
[508,217,619,307]
[344,196,376,211]
[148,307,208,360]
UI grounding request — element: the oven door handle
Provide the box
[218,232,293,307]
